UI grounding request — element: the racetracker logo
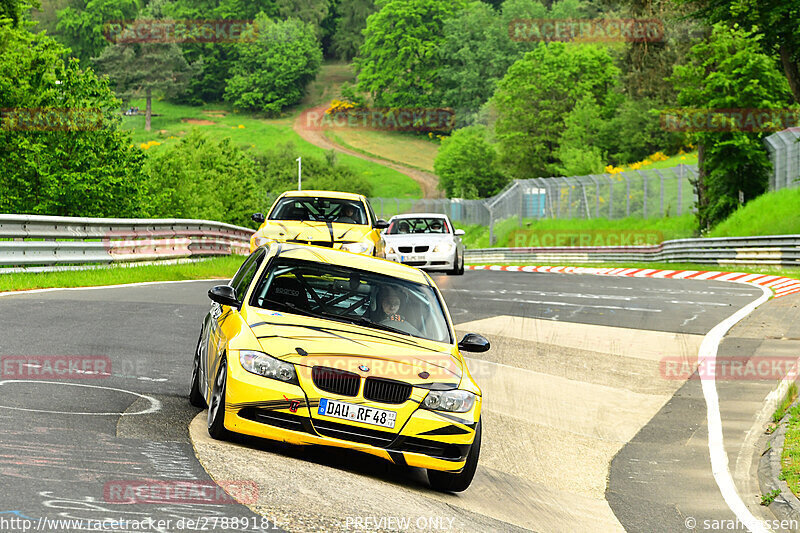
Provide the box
[0,108,103,132]
[509,18,664,42]
[299,107,456,132]
[509,229,663,248]
[1,356,111,379]
[660,356,800,381]
[103,19,257,44]
[660,108,800,132]
[103,480,258,505]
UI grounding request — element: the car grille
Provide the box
[395,436,470,461]
[312,366,360,397]
[287,239,333,248]
[404,261,426,266]
[313,419,397,448]
[363,377,412,404]
[238,407,311,433]
[414,246,429,252]
[398,246,412,253]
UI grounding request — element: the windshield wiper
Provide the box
[257,298,320,319]
[348,316,411,336]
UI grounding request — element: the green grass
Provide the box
[780,399,800,499]
[709,187,800,238]
[455,214,697,249]
[325,129,439,173]
[120,99,421,199]
[0,256,244,292]
[774,383,798,423]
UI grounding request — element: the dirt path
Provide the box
[293,106,443,199]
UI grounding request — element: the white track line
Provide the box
[695,282,773,532]
[0,278,224,298]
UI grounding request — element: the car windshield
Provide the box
[250,258,452,343]
[387,217,450,235]
[269,197,368,225]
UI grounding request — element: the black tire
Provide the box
[189,333,207,408]
[207,358,231,440]
[448,253,465,276]
[428,419,481,492]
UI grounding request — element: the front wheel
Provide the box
[448,253,465,276]
[428,419,481,492]
[189,332,207,408]
[207,358,231,440]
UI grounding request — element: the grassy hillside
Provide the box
[121,100,421,198]
[708,187,800,237]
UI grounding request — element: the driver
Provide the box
[430,219,443,233]
[337,204,359,224]
[376,286,406,324]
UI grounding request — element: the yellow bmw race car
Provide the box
[249,190,389,257]
[190,243,489,492]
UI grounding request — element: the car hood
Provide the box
[257,220,371,245]
[383,234,453,247]
[246,309,463,388]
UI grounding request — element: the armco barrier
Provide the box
[0,215,252,269]
[465,235,800,267]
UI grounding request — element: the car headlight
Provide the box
[385,245,395,254]
[342,242,371,254]
[253,236,270,248]
[422,390,476,413]
[239,350,296,383]
[433,242,455,253]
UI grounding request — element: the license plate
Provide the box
[401,255,424,262]
[318,398,397,429]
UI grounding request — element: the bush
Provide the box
[253,143,374,203]
[143,130,260,227]
[434,125,507,198]
[224,15,322,114]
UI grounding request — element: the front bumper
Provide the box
[223,362,480,472]
[385,251,456,271]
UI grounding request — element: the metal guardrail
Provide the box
[0,215,253,269]
[465,235,800,266]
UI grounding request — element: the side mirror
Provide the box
[374,219,390,230]
[454,229,465,236]
[458,333,490,353]
[208,285,240,309]
[251,213,265,224]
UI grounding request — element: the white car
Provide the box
[383,213,465,275]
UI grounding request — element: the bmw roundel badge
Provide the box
[358,365,370,372]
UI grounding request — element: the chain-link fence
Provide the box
[370,164,697,242]
[765,128,800,191]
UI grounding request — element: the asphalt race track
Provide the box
[0,270,786,533]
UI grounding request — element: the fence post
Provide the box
[605,174,614,218]
[677,165,683,216]
[624,173,631,217]
[587,175,599,219]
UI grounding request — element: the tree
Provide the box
[0,22,147,217]
[276,0,331,39]
[144,130,260,227]
[678,0,800,104]
[670,23,793,231]
[56,0,139,63]
[332,0,376,60]
[94,37,193,131]
[224,14,322,114]
[434,126,507,198]
[492,42,619,178]
[555,95,606,176]
[1,0,38,26]
[355,0,466,107]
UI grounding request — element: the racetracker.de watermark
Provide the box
[1,356,111,379]
[299,107,455,132]
[0,108,103,132]
[509,18,664,42]
[509,229,663,248]
[343,516,457,531]
[103,19,256,43]
[660,108,800,132]
[661,356,800,381]
[103,480,258,505]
